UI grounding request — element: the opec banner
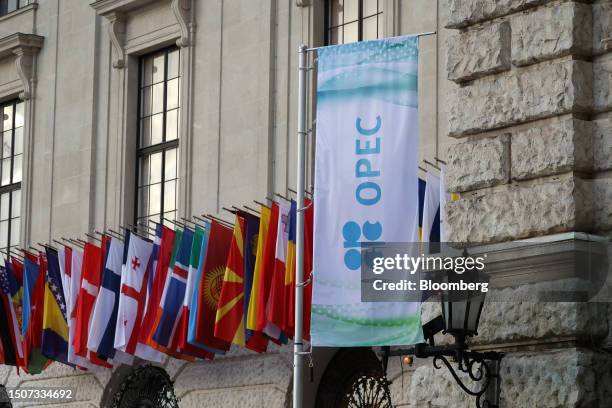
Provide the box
[312,36,423,346]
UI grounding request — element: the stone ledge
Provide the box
[447,21,511,83]
[446,134,510,192]
[449,59,593,137]
[445,176,591,243]
[511,118,593,180]
[511,2,592,66]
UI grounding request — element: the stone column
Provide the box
[403,1,612,406]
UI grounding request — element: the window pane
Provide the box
[344,22,358,44]
[140,116,151,148]
[344,0,358,21]
[2,105,13,132]
[1,159,10,186]
[14,102,23,128]
[139,155,150,186]
[165,109,178,141]
[13,127,22,155]
[10,218,19,247]
[7,0,17,13]
[167,50,179,79]
[0,193,8,221]
[363,16,378,41]
[0,221,7,249]
[164,148,177,181]
[12,155,21,183]
[364,0,378,17]
[166,79,179,110]
[163,211,176,228]
[150,152,162,184]
[152,53,165,84]
[142,56,153,87]
[151,114,163,145]
[2,131,11,159]
[11,190,20,218]
[151,83,164,115]
[148,183,161,215]
[138,186,149,218]
[329,27,341,45]
[331,0,343,26]
[141,86,152,117]
[163,180,176,212]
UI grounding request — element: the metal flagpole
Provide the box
[293,43,308,408]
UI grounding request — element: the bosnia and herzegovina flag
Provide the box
[215,215,247,346]
[41,247,70,366]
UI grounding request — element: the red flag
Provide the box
[215,216,247,345]
[74,243,111,368]
[254,202,279,332]
[194,221,232,352]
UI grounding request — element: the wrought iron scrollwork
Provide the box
[111,365,179,408]
[345,373,392,408]
[432,354,495,408]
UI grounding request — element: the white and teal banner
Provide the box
[312,36,423,346]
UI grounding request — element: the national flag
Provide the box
[153,228,208,359]
[241,212,267,352]
[0,260,24,370]
[88,237,133,365]
[280,201,297,337]
[139,225,175,352]
[114,233,154,356]
[67,247,95,369]
[57,246,72,323]
[252,203,279,333]
[186,221,221,352]
[286,198,314,341]
[193,220,232,352]
[0,276,15,367]
[176,226,214,358]
[41,247,70,365]
[265,199,291,340]
[422,172,441,244]
[22,254,49,373]
[214,215,247,346]
[246,205,270,332]
[74,243,111,367]
[132,227,165,363]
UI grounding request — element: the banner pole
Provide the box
[293,43,308,408]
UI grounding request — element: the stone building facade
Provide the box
[0,0,609,407]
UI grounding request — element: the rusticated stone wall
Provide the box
[405,1,612,407]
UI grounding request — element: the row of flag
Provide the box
[0,197,314,374]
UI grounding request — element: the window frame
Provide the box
[0,0,31,17]
[324,0,383,45]
[134,46,180,229]
[0,99,23,259]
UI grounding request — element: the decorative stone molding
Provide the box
[0,33,43,100]
[171,0,192,47]
[107,12,126,69]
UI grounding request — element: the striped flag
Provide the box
[422,172,441,244]
[0,261,22,369]
[246,205,270,332]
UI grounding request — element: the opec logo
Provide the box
[343,220,382,270]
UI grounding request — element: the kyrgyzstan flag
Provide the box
[241,212,267,352]
[265,199,292,341]
[74,243,111,368]
[194,220,232,352]
[214,215,247,346]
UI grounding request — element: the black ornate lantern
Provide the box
[441,271,486,342]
